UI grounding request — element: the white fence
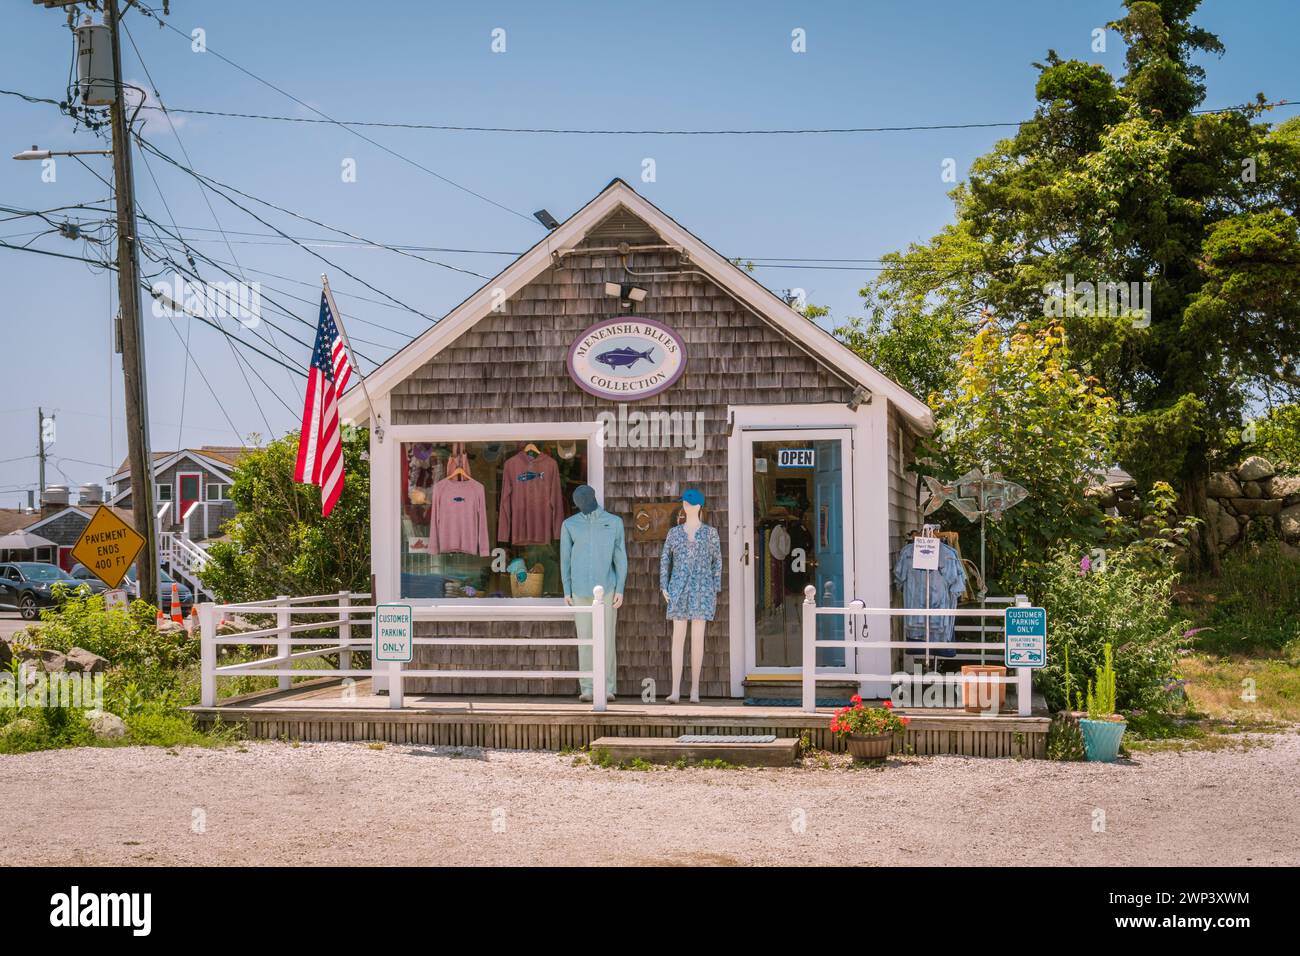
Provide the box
[198,586,611,711]
[800,586,1035,715]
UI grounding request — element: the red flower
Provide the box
[900,716,911,726]
[850,694,863,705]
[882,699,893,709]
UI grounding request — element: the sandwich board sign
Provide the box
[70,505,145,589]
[374,604,413,663]
[1004,606,1047,668]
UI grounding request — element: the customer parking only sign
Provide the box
[1004,606,1047,668]
[375,604,413,663]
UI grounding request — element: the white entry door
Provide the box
[739,429,855,675]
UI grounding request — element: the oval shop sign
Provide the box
[567,317,687,401]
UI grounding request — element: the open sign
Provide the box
[777,448,815,468]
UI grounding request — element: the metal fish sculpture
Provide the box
[596,346,655,370]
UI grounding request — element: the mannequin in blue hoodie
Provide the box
[561,485,626,702]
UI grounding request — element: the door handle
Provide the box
[741,542,750,565]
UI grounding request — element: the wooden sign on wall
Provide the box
[630,501,709,542]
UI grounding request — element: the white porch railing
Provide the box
[198,586,611,712]
[800,586,1035,716]
[159,531,212,601]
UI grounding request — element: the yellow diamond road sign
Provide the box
[71,505,146,590]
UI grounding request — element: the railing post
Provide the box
[276,595,291,691]
[337,590,352,673]
[802,584,818,712]
[591,585,607,713]
[1015,594,1032,716]
[199,601,216,707]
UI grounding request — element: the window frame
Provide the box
[205,483,227,501]
[156,482,172,502]
[385,421,605,608]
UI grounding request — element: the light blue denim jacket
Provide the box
[892,541,967,646]
[560,508,628,599]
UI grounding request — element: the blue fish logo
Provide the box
[517,471,544,482]
[452,496,465,503]
[596,346,654,370]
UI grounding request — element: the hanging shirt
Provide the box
[560,507,628,599]
[892,541,967,650]
[497,449,565,545]
[429,476,490,557]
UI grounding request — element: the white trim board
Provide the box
[107,450,237,489]
[339,179,933,434]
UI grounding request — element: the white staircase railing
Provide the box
[159,530,212,601]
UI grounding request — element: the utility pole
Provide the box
[104,0,158,606]
[37,407,47,501]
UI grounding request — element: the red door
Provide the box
[178,472,202,528]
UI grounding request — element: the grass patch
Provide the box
[1182,542,1300,655]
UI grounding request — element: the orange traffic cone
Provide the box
[170,582,184,625]
[156,608,165,626]
[188,604,199,632]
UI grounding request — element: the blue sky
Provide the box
[1,0,1296,502]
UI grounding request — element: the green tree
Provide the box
[199,429,371,602]
[843,0,1300,572]
[923,321,1118,588]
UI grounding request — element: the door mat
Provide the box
[743,696,854,708]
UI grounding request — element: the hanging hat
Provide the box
[767,524,792,561]
[482,443,503,462]
[556,440,577,460]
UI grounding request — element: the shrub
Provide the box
[37,589,198,689]
[1036,545,1184,713]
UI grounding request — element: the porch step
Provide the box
[589,735,800,767]
[742,676,859,708]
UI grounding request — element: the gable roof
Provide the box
[339,179,933,433]
[109,447,245,485]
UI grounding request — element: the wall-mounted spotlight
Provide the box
[533,209,560,230]
[604,282,647,309]
[847,386,873,411]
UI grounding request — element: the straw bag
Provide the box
[510,563,545,598]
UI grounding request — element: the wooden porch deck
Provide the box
[187,679,1051,758]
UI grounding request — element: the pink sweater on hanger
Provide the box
[429,476,490,556]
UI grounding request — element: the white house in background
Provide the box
[108,446,249,542]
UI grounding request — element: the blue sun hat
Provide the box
[681,488,705,507]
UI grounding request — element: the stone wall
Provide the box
[1101,455,1300,553]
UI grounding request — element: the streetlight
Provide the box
[12,145,112,161]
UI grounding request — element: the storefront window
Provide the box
[399,439,588,600]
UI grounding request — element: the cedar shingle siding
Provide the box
[390,221,856,698]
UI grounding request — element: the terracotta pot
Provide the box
[846,732,892,761]
[961,665,1007,713]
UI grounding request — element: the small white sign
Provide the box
[374,603,413,663]
[104,588,129,612]
[778,448,815,468]
[912,536,941,570]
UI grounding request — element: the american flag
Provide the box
[294,290,352,516]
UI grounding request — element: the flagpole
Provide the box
[321,273,384,442]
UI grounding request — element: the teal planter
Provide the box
[1079,718,1126,762]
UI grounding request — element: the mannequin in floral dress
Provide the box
[659,488,723,703]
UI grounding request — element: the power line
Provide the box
[133,98,1298,135]
[119,6,538,226]
[123,15,306,415]
[133,134,445,323]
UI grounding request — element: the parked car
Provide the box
[0,562,102,620]
[69,564,194,617]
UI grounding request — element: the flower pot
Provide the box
[961,665,1007,713]
[845,732,892,761]
[1079,718,1127,762]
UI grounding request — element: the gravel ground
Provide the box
[2,732,1296,866]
